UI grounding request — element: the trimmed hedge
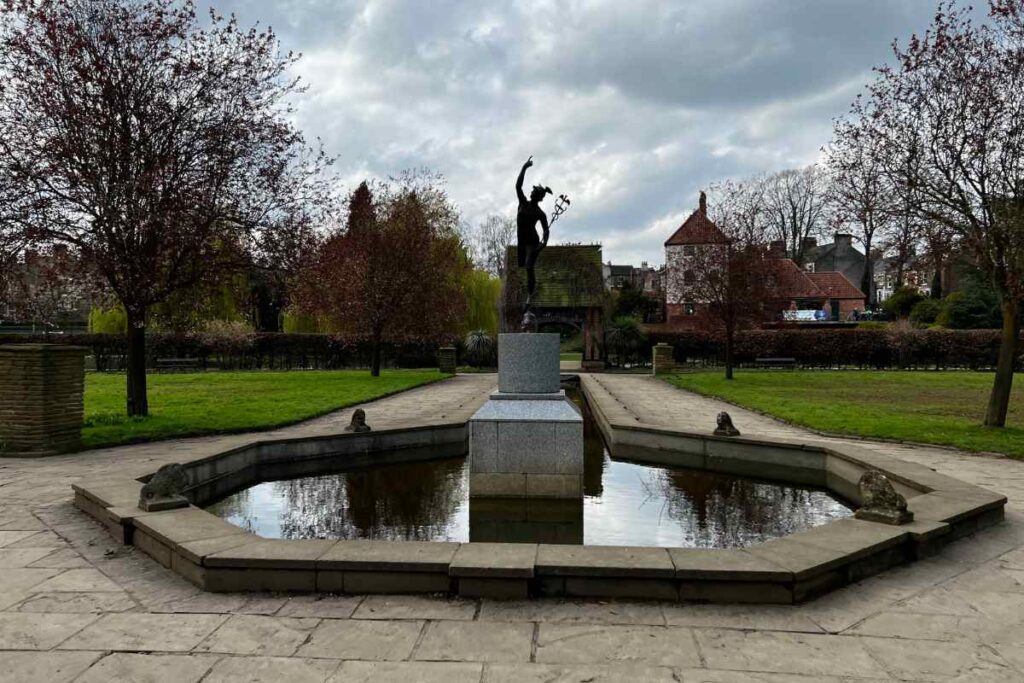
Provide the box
[0,332,459,371]
[646,328,1023,370]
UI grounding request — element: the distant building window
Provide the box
[682,245,695,256]
[684,302,696,316]
[682,269,695,285]
[804,263,815,272]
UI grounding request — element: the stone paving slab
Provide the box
[0,373,1023,680]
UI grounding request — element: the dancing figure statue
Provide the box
[515,157,570,332]
[515,156,550,307]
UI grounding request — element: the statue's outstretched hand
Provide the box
[524,156,533,169]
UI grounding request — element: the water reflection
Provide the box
[207,458,467,542]
[207,451,851,548]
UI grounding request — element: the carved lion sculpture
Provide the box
[345,408,371,433]
[138,463,189,511]
[713,411,740,437]
[855,470,913,525]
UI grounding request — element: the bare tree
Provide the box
[841,0,1024,427]
[762,166,830,266]
[878,213,922,292]
[471,214,516,278]
[921,221,957,298]
[0,0,336,415]
[825,130,896,306]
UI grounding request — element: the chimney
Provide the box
[834,233,853,250]
[768,240,786,258]
[641,261,648,269]
[802,237,818,251]
[699,191,707,215]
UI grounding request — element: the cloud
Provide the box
[213,0,939,266]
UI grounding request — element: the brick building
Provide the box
[663,193,866,328]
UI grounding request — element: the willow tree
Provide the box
[835,0,1024,426]
[0,0,334,415]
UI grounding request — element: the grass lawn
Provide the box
[560,352,583,361]
[83,369,446,449]
[664,370,1024,459]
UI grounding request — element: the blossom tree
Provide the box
[835,0,1024,426]
[0,0,336,416]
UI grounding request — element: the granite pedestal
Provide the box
[469,333,584,498]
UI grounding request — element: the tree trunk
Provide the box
[984,298,1019,427]
[724,326,735,380]
[125,310,149,417]
[370,331,382,377]
[861,237,874,306]
[931,268,943,299]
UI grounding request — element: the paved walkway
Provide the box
[1,373,1024,681]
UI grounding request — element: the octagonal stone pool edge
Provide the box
[70,381,1007,604]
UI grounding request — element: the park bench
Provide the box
[755,357,796,369]
[155,357,203,372]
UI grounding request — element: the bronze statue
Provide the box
[515,156,550,307]
[515,157,570,333]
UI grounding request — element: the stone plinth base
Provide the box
[471,333,583,499]
[0,344,87,457]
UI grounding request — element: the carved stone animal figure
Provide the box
[713,411,740,437]
[345,409,371,433]
[855,470,913,525]
[138,463,189,511]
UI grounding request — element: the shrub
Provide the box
[645,327,1022,370]
[883,286,925,319]
[0,332,457,371]
[938,291,1003,329]
[910,298,943,327]
[463,329,496,367]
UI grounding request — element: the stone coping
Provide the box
[71,396,1007,604]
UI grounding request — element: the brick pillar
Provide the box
[652,343,678,376]
[0,344,87,456]
[438,346,457,375]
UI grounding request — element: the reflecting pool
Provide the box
[207,410,853,548]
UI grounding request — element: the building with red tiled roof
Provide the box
[662,191,867,328]
[806,271,865,301]
[664,192,730,247]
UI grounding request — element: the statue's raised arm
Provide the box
[515,156,532,205]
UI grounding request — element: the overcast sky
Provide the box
[215,0,942,267]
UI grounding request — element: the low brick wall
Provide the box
[0,344,87,456]
[438,346,457,374]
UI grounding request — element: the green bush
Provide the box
[910,298,943,327]
[938,290,1002,329]
[883,286,925,319]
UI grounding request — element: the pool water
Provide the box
[206,398,852,547]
